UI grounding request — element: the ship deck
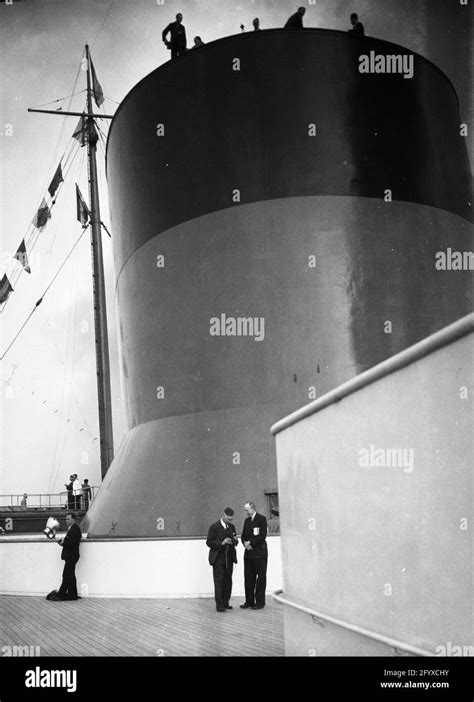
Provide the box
[0,595,284,657]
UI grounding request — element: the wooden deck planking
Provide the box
[0,596,285,657]
[7,597,93,657]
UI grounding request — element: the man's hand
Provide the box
[222,537,232,545]
[244,541,253,551]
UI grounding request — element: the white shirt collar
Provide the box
[220,519,227,529]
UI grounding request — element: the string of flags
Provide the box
[1,55,105,308]
[0,275,14,304]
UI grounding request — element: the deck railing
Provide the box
[0,486,100,511]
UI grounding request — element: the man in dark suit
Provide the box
[284,7,306,29]
[162,13,187,59]
[57,513,82,601]
[206,507,238,612]
[348,13,365,35]
[240,501,268,610]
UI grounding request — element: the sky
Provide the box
[0,0,472,498]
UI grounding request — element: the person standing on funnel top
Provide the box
[162,13,187,59]
[348,13,365,35]
[284,7,306,29]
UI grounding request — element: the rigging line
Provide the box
[35,313,96,442]
[0,226,89,361]
[49,241,80,492]
[29,90,87,109]
[8,52,85,285]
[1,57,87,313]
[103,95,120,105]
[90,0,117,50]
[0,138,83,312]
[12,136,83,282]
[37,52,85,204]
[96,123,109,142]
[45,144,87,257]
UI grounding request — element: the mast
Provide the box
[28,45,114,479]
[85,44,114,479]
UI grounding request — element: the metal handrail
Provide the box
[0,486,100,509]
[271,589,435,657]
[271,313,474,436]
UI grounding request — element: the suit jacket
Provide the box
[162,21,187,48]
[241,513,268,560]
[206,521,238,566]
[61,522,82,562]
[284,12,304,29]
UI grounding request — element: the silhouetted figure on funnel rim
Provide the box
[349,13,365,35]
[253,18,261,31]
[284,7,306,29]
[192,36,205,48]
[162,13,187,59]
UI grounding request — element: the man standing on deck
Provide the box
[240,501,268,610]
[162,13,187,59]
[206,508,238,612]
[72,474,82,510]
[56,513,82,601]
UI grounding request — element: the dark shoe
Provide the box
[216,607,226,612]
[240,603,253,609]
[251,605,265,610]
[225,605,233,609]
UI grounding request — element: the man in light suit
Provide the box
[240,501,268,609]
[206,507,238,612]
[57,513,82,601]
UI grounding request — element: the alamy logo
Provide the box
[358,445,414,473]
[209,313,265,341]
[435,248,474,270]
[2,645,40,656]
[25,667,77,693]
[359,51,414,79]
[435,642,474,657]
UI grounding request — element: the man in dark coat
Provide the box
[206,507,238,612]
[57,513,82,601]
[240,501,268,609]
[65,475,74,509]
[162,13,187,59]
[284,7,306,29]
[348,13,365,35]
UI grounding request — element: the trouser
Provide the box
[212,558,233,609]
[171,45,186,59]
[58,558,78,599]
[244,557,267,606]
